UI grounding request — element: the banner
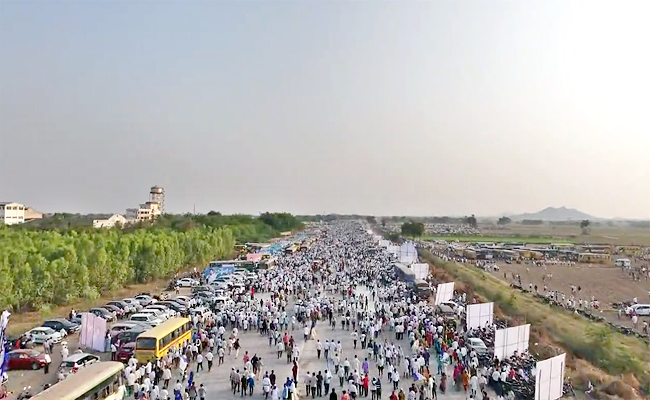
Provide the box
[535,353,566,400]
[410,263,429,280]
[466,302,494,330]
[0,311,10,378]
[79,313,107,352]
[494,324,531,360]
[205,266,236,283]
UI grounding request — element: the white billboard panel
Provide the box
[388,245,400,255]
[535,353,566,400]
[466,302,494,330]
[379,240,390,248]
[399,242,418,265]
[434,282,455,305]
[410,263,429,280]
[494,324,531,360]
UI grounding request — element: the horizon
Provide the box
[21,207,650,222]
[1,1,648,219]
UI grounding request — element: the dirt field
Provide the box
[489,261,650,332]
[481,224,650,246]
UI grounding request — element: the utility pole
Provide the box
[193,204,196,214]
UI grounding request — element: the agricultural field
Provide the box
[481,223,650,246]
[424,235,573,244]
[491,261,649,324]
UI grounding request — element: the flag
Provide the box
[0,311,11,378]
[413,371,424,381]
[178,355,188,372]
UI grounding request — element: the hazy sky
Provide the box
[1,1,649,218]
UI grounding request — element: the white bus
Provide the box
[31,361,125,400]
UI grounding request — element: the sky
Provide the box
[1,1,649,219]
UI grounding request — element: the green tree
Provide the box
[401,221,424,237]
[466,214,478,228]
[580,219,590,235]
[497,216,512,225]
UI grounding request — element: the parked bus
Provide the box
[31,361,125,400]
[134,317,192,363]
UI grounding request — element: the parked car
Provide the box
[42,319,80,335]
[129,313,162,326]
[138,308,167,321]
[110,322,148,337]
[467,337,489,355]
[6,349,50,370]
[189,306,213,320]
[26,327,62,344]
[134,295,156,306]
[158,301,187,314]
[193,291,216,303]
[107,300,135,314]
[89,307,116,322]
[69,314,82,325]
[59,353,100,375]
[122,298,144,312]
[115,342,136,363]
[626,304,650,316]
[103,304,125,319]
[6,334,35,350]
[146,305,176,319]
[112,327,147,346]
[177,278,199,287]
[191,285,213,294]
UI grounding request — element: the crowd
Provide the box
[118,221,560,400]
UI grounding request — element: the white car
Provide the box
[177,278,199,287]
[139,308,168,321]
[626,304,650,317]
[27,327,63,344]
[123,298,143,312]
[134,295,156,306]
[145,305,176,319]
[129,313,163,327]
[467,338,489,355]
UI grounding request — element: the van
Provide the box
[190,306,212,320]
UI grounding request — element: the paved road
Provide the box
[194,286,478,400]
[8,286,486,400]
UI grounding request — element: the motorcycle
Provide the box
[16,386,32,400]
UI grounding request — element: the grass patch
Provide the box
[422,235,575,244]
[419,250,650,393]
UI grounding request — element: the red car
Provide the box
[115,342,136,363]
[6,349,49,370]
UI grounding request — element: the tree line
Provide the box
[1,212,304,312]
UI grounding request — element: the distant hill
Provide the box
[509,207,595,221]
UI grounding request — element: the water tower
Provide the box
[149,186,165,213]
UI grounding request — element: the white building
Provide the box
[93,214,128,229]
[126,186,165,222]
[0,202,26,225]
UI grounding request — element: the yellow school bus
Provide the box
[135,317,192,363]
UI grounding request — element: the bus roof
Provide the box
[137,317,190,339]
[32,361,124,400]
